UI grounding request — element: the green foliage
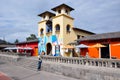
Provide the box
[14,39,19,43]
[26,34,37,41]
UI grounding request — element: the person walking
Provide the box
[37,55,42,71]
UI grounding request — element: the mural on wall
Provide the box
[38,37,46,55]
[38,35,62,56]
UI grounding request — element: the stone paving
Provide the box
[0,61,80,80]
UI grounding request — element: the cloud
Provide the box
[0,0,120,42]
[71,0,120,33]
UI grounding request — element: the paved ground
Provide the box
[0,61,80,80]
[0,72,12,80]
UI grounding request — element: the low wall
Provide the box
[0,53,120,80]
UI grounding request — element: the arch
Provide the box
[55,24,60,31]
[46,20,52,33]
[40,28,44,35]
[65,9,68,14]
[66,24,71,32]
[46,43,52,55]
[58,10,61,14]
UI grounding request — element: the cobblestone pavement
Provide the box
[0,61,80,80]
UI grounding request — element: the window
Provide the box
[49,16,52,19]
[56,24,60,31]
[43,16,45,19]
[40,29,44,35]
[46,21,52,33]
[77,35,80,39]
[58,10,61,14]
[66,10,68,14]
[66,25,70,32]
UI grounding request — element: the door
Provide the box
[101,44,110,58]
[46,43,52,55]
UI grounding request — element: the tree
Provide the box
[14,39,19,43]
[26,34,37,41]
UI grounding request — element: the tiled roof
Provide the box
[16,39,38,44]
[51,3,74,11]
[0,44,15,48]
[38,11,55,17]
[77,31,120,41]
[73,27,95,34]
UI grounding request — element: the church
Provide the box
[38,4,94,57]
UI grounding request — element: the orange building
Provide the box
[16,40,38,56]
[77,31,120,59]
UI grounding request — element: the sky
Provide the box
[0,0,120,43]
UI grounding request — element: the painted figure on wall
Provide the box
[38,35,61,56]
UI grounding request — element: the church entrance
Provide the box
[46,43,52,55]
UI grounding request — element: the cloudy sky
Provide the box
[0,0,120,42]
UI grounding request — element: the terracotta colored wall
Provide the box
[80,43,99,58]
[81,41,120,59]
[88,48,99,58]
[27,42,38,56]
[110,42,120,59]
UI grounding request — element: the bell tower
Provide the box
[38,11,55,37]
[51,4,75,46]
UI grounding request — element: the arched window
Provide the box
[46,20,52,33]
[49,16,52,19]
[40,28,44,35]
[58,10,61,14]
[43,16,45,19]
[66,25,70,32]
[66,10,68,14]
[55,24,60,31]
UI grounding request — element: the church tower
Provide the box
[51,4,76,56]
[51,4,74,46]
[38,11,55,37]
[38,4,94,57]
[38,11,56,56]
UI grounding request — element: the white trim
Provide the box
[109,44,111,59]
[99,48,101,59]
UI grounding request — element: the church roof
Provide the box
[73,27,95,34]
[51,3,74,11]
[38,11,55,17]
[77,31,120,41]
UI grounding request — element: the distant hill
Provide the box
[0,39,13,45]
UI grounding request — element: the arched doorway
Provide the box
[46,43,52,55]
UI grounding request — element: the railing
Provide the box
[0,52,120,68]
[41,55,120,68]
